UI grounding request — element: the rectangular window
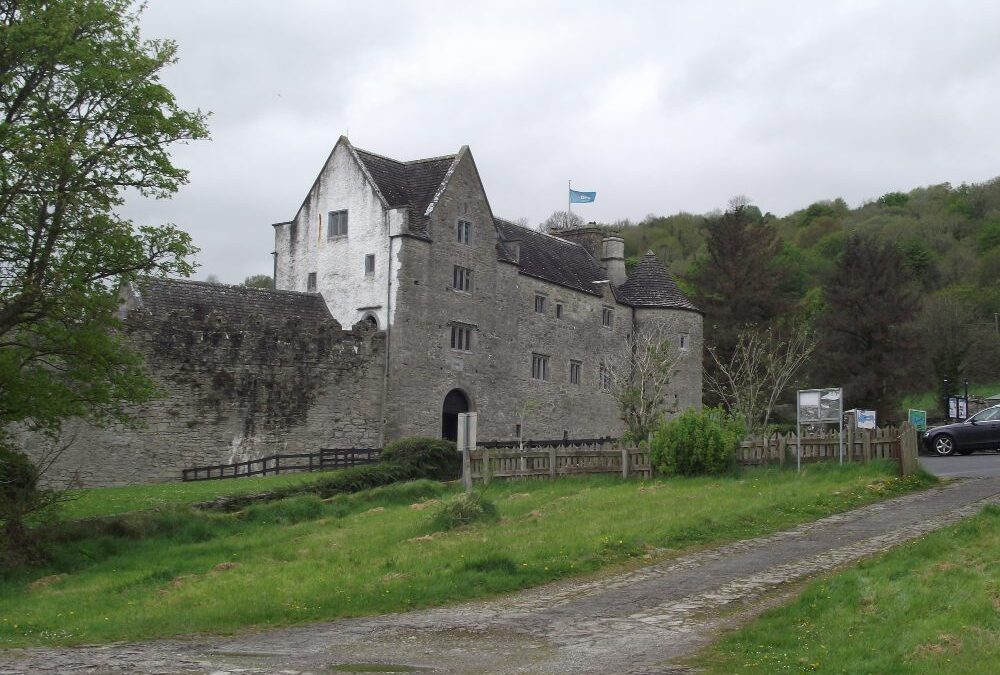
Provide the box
[679,332,690,351]
[600,364,611,392]
[452,265,472,292]
[327,210,348,238]
[602,307,614,328]
[457,219,472,244]
[534,294,547,314]
[450,324,472,352]
[569,360,581,385]
[364,254,375,276]
[556,303,563,318]
[306,272,317,292]
[531,353,549,381]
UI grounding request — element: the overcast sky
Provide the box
[122,0,1000,283]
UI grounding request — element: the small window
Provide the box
[556,303,563,318]
[569,360,581,385]
[515,423,522,439]
[534,294,547,314]
[450,324,472,352]
[364,254,375,276]
[602,307,613,328]
[531,353,549,381]
[307,272,317,292]
[679,332,690,351]
[457,219,472,244]
[327,210,348,238]
[599,364,611,392]
[453,265,472,292]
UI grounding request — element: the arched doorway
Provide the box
[441,389,470,442]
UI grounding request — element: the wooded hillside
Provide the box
[616,178,1000,418]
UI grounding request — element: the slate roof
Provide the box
[130,278,333,325]
[353,147,456,236]
[615,251,700,312]
[494,218,608,296]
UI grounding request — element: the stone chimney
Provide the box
[549,224,604,260]
[602,236,626,287]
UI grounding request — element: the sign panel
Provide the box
[958,398,968,419]
[856,409,877,430]
[798,388,842,423]
[908,409,927,432]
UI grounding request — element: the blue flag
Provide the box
[569,188,596,203]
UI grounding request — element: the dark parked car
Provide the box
[923,404,1000,456]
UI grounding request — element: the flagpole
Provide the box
[567,179,571,228]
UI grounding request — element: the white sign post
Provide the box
[796,388,843,472]
[457,412,477,492]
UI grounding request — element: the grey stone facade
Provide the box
[23,139,702,487]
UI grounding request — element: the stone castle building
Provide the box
[26,138,702,486]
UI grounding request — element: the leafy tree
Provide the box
[540,210,584,231]
[0,0,207,437]
[813,234,922,416]
[242,274,272,289]
[877,191,909,207]
[0,0,207,560]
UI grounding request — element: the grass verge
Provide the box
[0,461,935,647]
[696,503,1000,674]
[57,471,338,520]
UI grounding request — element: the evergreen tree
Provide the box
[813,234,922,415]
[686,197,797,369]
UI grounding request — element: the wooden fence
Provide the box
[469,438,651,481]
[738,426,906,466]
[182,425,919,483]
[181,448,380,482]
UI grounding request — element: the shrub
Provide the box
[431,491,498,530]
[649,407,743,476]
[0,443,55,566]
[378,436,460,481]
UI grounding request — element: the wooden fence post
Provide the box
[549,445,557,478]
[621,445,630,479]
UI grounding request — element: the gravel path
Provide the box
[3,476,999,675]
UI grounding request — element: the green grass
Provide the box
[901,380,1000,415]
[0,461,935,647]
[697,503,1000,674]
[57,471,337,520]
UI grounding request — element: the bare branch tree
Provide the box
[603,326,686,443]
[705,325,814,434]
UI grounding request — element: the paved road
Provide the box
[3,476,999,675]
[920,451,1000,478]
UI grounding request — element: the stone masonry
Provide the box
[24,138,702,486]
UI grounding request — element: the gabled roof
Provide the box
[128,278,334,325]
[351,144,459,236]
[494,218,608,296]
[616,251,700,312]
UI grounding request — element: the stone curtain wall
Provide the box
[22,289,386,488]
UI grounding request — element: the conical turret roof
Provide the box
[616,251,700,312]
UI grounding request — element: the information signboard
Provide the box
[796,388,844,471]
[908,409,927,432]
[856,409,876,429]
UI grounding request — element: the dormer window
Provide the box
[457,219,472,244]
[327,210,348,239]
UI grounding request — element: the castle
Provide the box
[25,138,703,486]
